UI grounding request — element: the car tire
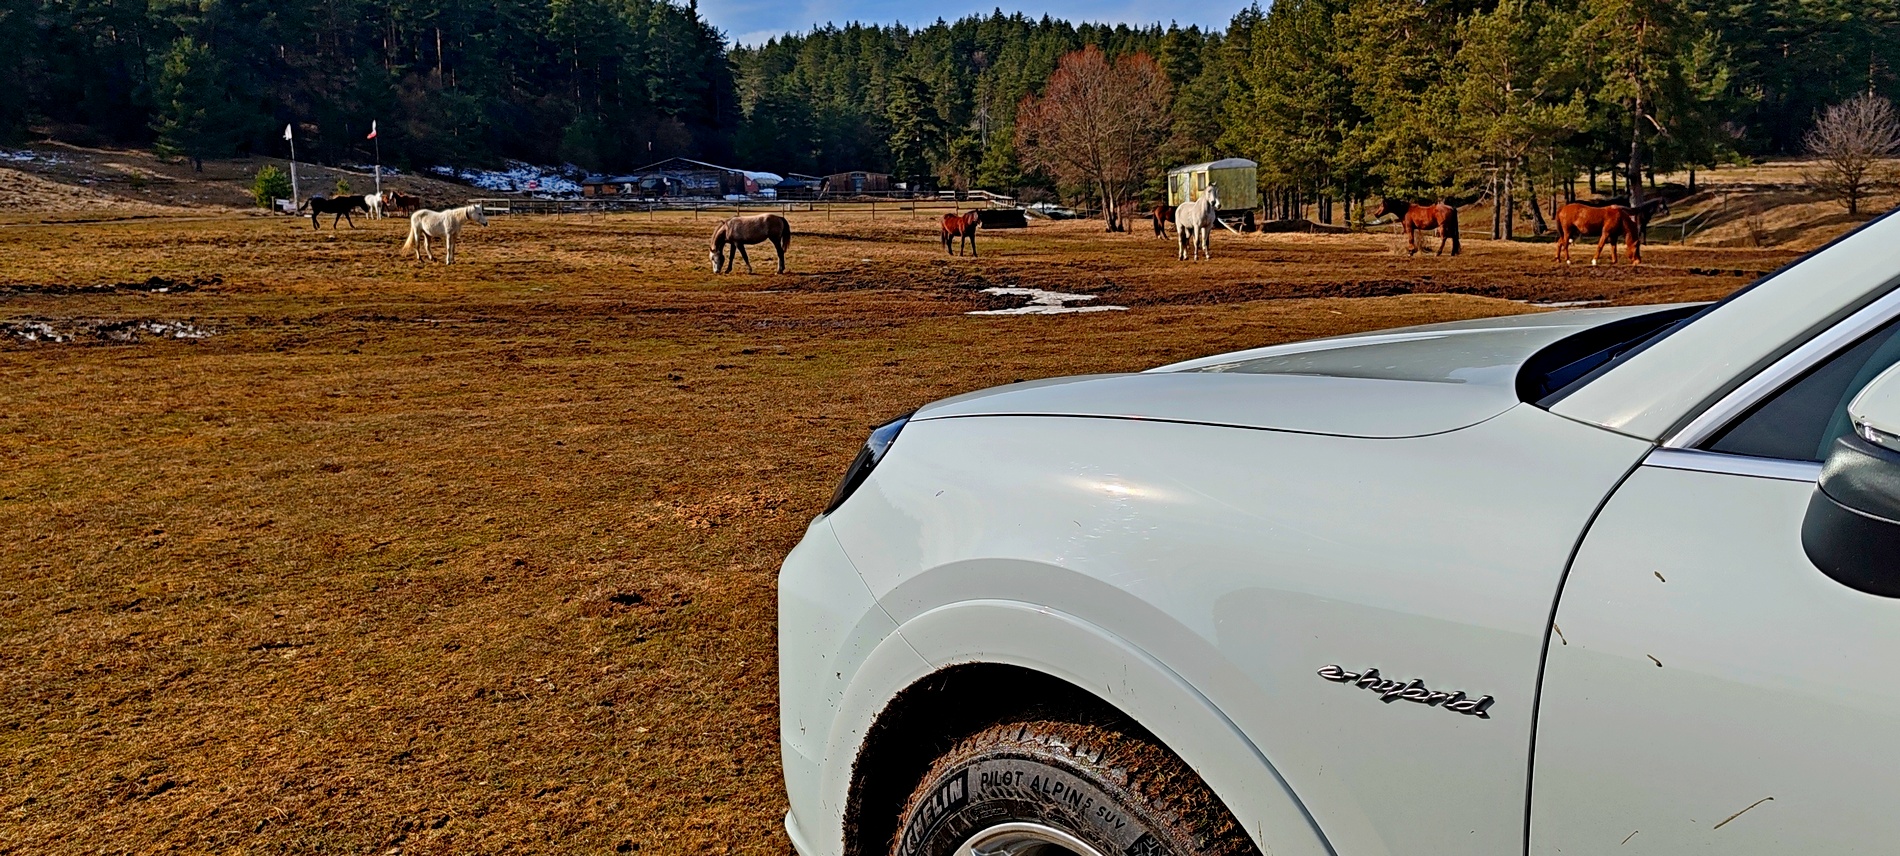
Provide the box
[889,719,1260,856]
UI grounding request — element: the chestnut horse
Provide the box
[1151,204,1175,238]
[711,213,792,273]
[1554,201,1662,265]
[941,211,980,256]
[383,190,424,216]
[1372,198,1461,256]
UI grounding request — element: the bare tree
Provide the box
[1804,93,1900,216]
[1015,47,1171,232]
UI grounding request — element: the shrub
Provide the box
[251,165,292,209]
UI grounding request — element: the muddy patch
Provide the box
[2,317,216,345]
[1,275,220,295]
[1111,276,1624,307]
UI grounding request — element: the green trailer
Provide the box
[1166,158,1260,225]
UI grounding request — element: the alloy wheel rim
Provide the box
[955,821,1112,856]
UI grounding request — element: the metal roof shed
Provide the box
[1167,158,1259,215]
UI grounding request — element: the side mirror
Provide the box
[1803,363,1900,595]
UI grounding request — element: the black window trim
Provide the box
[1666,283,1900,454]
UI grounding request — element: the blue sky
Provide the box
[706,0,1252,46]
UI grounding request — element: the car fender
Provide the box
[814,597,1336,856]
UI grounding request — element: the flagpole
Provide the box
[286,124,301,212]
[372,121,381,194]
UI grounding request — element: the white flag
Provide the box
[283,124,293,141]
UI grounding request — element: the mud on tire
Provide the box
[889,720,1261,856]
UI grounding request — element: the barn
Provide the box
[822,170,891,196]
[582,157,751,199]
[1167,158,1260,220]
[774,173,825,200]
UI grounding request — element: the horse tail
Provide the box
[779,217,791,251]
[401,217,417,253]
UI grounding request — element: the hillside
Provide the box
[0,143,488,222]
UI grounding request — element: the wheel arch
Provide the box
[822,599,1335,856]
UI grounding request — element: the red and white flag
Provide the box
[366,121,378,140]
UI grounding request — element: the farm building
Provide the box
[582,157,750,198]
[775,173,825,199]
[823,170,891,196]
[1167,158,1260,218]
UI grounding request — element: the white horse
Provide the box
[1175,185,1223,261]
[364,192,385,220]
[401,204,488,265]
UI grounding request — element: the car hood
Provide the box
[912,306,1679,439]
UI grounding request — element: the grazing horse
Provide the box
[1151,204,1175,238]
[1555,203,1646,265]
[941,211,981,256]
[1174,186,1223,261]
[299,195,370,230]
[1372,198,1461,256]
[383,191,423,216]
[364,192,385,220]
[711,213,792,274]
[1623,197,1670,236]
[401,204,488,265]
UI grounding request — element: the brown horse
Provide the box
[383,190,423,216]
[941,211,980,256]
[1372,199,1461,256]
[1151,204,1175,238]
[711,213,792,274]
[1555,202,1649,265]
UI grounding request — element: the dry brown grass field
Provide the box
[0,206,1807,854]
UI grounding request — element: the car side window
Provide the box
[1707,317,1900,462]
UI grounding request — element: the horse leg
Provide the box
[774,237,787,274]
[1556,230,1569,264]
[1592,232,1609,266]
[968,231,977,258]
[739,243,753,274]
[445,231,455,265]
[1405,225,1419,256]
[943,231,952,255]
[1630,233,1642,265]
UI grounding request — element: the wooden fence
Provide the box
[466,190,1019,220]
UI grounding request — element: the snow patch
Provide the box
[968,287,1129,316]
[3,318,216,345]
[429,160,583,196]
[0,149,66,166]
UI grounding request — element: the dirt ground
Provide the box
[0,206,1810,854]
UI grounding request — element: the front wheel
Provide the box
[890,720,1260,856]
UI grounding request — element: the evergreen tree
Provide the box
[1453,0,1587,236]
[1579,0,1734,202]
[886,70,946,187]
[151,37,242,171]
